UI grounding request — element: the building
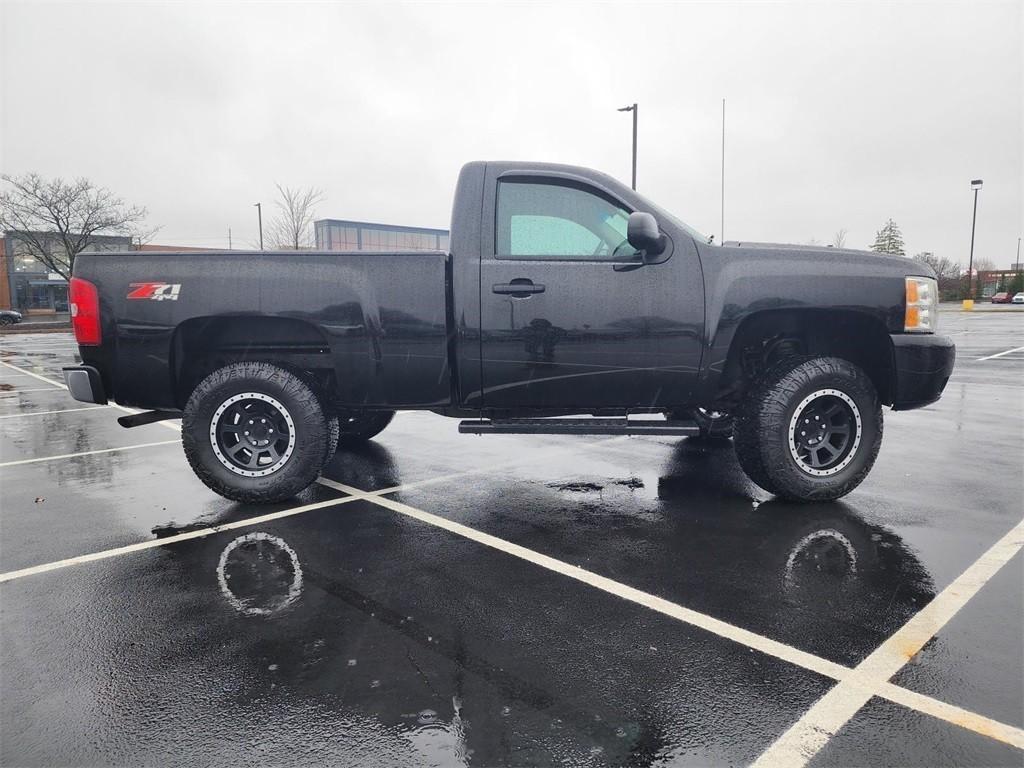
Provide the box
[976,266,1024,297]
[134,244,215,253]
[0,233,218,313]
[314,219,449,252]
[2,231,134,314]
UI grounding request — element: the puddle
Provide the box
[548,481,604,493]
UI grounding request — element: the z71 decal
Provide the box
[127,282,181,301]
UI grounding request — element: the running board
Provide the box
[458,417,701,436]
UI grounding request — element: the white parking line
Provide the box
[876,681,1024,748]
[0,437,628,582]
[0,439,181,467]
[0,361,69,387]
[320,478,1024,752]
[752,517,1024,766]
[317,477,850,678]
[0,435,620,581]
[977,345,1024,361]
[0,387,65,394]
[0,493,365,582]
[0,406,108,419]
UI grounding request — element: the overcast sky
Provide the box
[2,1,1021,264]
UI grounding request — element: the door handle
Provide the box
[492,279,546,297]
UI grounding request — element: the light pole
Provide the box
[965,179,983,305]
[254,203,264,251]
[617,103,637,190]
[721,98,726,243]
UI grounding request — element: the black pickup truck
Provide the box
[63,161,955,503]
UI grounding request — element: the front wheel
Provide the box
[733,356,882,502]
[182,362,328,503]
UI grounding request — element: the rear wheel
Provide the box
[733,356,882,501]
[337,410,395,445]
[692,407,734,439]
[183,362,327,503]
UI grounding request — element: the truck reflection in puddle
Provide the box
[140,438,933,765]
[217,532,303,617]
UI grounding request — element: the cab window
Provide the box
[495,180,638,261]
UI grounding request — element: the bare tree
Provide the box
[131,225,164,250]
[832,228,848,249]
[973,257,995,273]
[267,184,325,250]
[0,173,150,278]
[912,251,960,280]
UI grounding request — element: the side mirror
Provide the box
[627,212,666,258]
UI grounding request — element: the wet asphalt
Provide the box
[1,309,1022,767]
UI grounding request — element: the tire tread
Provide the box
[734,356,882,501]
[182,361,327,503]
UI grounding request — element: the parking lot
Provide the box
[1,308,1021,767]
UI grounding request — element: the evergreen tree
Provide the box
[870,219,906,256]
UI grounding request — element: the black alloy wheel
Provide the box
[211,393,295,477]
[787,390,860,476]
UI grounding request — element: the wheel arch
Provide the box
[171,315,334,408]
[712,309,894,407]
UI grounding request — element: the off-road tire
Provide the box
[337,410,395,446]
[183,362,328,503]
[323,414,341,466]
[734,356,882,502]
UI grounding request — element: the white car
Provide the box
[1012,292,1024,304]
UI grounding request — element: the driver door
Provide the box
[478,174,702,409]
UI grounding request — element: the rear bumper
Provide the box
[62,365,108,405]
[889,334,955,411]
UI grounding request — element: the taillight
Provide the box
[69,277,101,346]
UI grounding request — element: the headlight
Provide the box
[905,276,938,333]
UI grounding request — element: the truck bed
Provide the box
[74,249,453,409]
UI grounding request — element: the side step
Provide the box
[458,417,700,436]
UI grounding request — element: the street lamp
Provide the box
[965,179,983,306]
[617,103,637,190]
[254,202,264,251]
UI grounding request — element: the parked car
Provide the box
[1012,292,1024,304]
[0,309,23,326]
[61,160,955,504]
[991,292,1013,304]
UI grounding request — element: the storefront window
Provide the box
[53,286,69,312]
[29,285,52,309]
